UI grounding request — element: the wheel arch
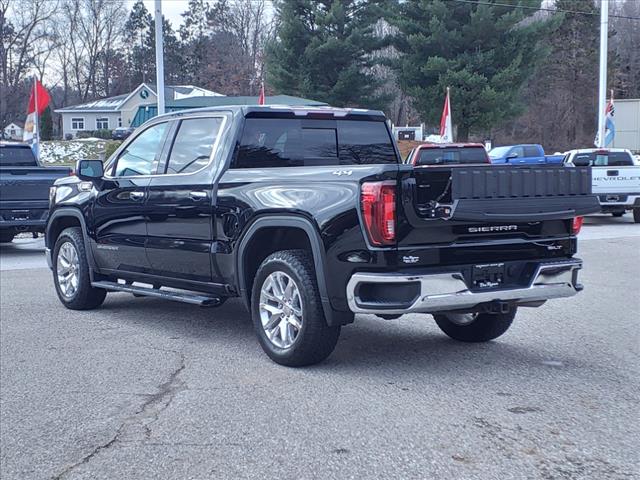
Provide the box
[46,208,98,274]
[235,215,350,326]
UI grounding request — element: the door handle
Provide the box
[189,191,207,201]
[129,191,145,201]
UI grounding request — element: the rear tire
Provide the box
[612,212,624,217]
[52,227,107,310]
[434,309,517,342]
[0,231,15,243]
[251,250,340,367]
[634,208,640,223]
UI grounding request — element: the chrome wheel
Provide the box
[56,241,80,298]
[445,312,479,326]
[259,271,303,349]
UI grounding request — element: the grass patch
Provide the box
[40,139,122,165]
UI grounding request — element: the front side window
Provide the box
[96,118,109,130]
[165,117,223,174]
[234,118,396,168]
[71,118,85,130]
[113,122,167,177]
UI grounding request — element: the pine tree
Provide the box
[390,0,550,140]
[266,0,386,107]
[39,106,53,141]
[124,0,154,87]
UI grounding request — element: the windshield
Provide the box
[0,146,37,166]
[573,152,633,167]
[488,146,511,158]
[416,147,488,165]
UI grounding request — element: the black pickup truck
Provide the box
[0,142,71,243]
[45,106,599,366]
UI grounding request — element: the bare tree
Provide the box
[0,0,58,128]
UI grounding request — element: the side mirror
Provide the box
[572,158,591,167]
[76,159,104,181]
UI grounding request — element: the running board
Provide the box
[91,281,223,306]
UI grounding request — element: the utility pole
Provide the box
[154,0,165,116]
[596,0,609,148]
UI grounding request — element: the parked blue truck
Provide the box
[489,144,564,165]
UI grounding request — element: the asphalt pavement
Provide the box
[1,215,639,479]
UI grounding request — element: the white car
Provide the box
[564,148,640,223]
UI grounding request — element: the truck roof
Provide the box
[152,105,387,122]
[566,148,632,154]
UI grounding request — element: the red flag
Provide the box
[438,87,453,143]
[27,78,51,115]
[258,82,265,105]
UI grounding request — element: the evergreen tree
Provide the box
[179,0,213,86]
[39,106,53,141]
[266,0,386,107]
[390,0,550,140]
[124,0,154,87]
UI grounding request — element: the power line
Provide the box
[451,0,640,21]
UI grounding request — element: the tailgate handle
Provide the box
[607,170,618,176]
[483,209,575,219]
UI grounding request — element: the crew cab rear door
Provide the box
[396,164,600,248]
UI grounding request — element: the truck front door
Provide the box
[92,121,170,274]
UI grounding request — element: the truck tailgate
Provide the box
[591,166,640,194]
[0,166,71,202]
[398,165,600,247]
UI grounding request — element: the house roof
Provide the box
[4,121,24,128]
[54,83,224,113]
[131,95,328,126]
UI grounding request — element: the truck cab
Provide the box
[564,148,640,222]
[489,144,546,165]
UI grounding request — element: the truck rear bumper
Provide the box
[346,259,582,315]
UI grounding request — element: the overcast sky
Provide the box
[138,0,190,28]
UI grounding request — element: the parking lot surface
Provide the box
[1,216,639,479]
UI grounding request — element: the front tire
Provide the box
[612,212,624,217]
[434,309,517,342]
[52,227,107,310]
[251,250,340,367]
[634,208,640,223]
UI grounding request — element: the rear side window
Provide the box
[0,146,37,166]
[234,118,397,168]
[416,147,488,166]
[573,152,633,166]
[165,117,223,174]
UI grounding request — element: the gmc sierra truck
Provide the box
[45,106,600,366]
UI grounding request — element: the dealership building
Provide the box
[55,83,325,139]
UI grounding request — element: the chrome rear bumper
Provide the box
[346,260,582,315]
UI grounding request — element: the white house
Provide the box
[55,83,223,139]
[3,122,24,140]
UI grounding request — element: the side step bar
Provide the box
[91,281,223,307]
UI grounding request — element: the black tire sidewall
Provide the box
[251,250,339,366]
[52,227,105,309]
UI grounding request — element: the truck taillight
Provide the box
[572,216,584,235]
[361,181,396,246]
